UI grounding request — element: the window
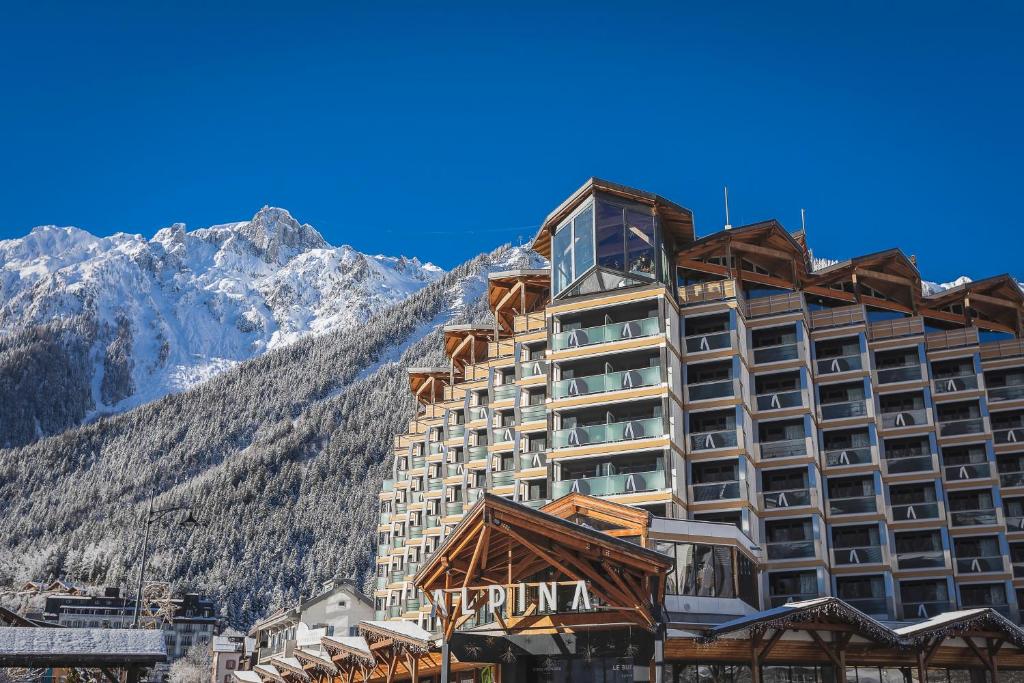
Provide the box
[552,202,594,295]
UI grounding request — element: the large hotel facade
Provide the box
[261,180,1024,682]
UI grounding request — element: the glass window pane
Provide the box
[552,222,573,295]
[597,201,625,272]
[573,205,595,277]
[626,209,656,275]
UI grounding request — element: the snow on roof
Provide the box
[0,627,166,660]
[233,672,262,683]
[893,608,990,636]
[360,620,433,644]
[321,635,372,657]
[254,664,282,679]
[706,597,833,634]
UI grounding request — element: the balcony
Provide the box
[688,427,740,452]
[828,493,878,516]
[382,479,395,492]
[937,416,989,438]
[744,291,804,319]
[752,343,800,365]
[684,329,733,355]
[520,359,548,378]
[831,545,886,566]
[882,452,938,476]
[491,471,515,487]
[876,364,923,385]
[955,555,1006,574]
[765,539,818,560]
[686,378,736,402]
[896,549,948,571]
[1000,470,1024,488]
[943,462,991,482]
[447,424,466,438]
[493,384,518,401]
[519,404,546,423]
[755,389,804,412]
[819,399,868,421]
[926,327,979,351]
[758,438,809,460]
[552,316,660,351]
[551,417,664,449]
[889,501,942,523]
[519,452,547,470]
[994,426,1024,445]
[467,445,488,461]
[553,366,662,399]
[425,514,440,527]
[444,462,464,477]
[427,479,443,491]
[809,305,866,330]
[868,317,924,342]
[492,427,515,444]
[690,480,746,503]
[823,446,875,468]
[551,469,666,498]
[901,601,955,620]
[445,502,464,515]
[933,374,980,396]
[377,544,393,557]
[816,353,863,376]
[949,507,999,527]
[879,408,931,431]
[761,487,817,510]
[679,279,737,307]
[989,383,1024,403]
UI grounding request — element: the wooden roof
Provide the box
[531,177,695,259]
[407,368,448,405]
[678,219,811,285]
[487,270,549,334]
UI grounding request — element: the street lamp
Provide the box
[131,493,201,628]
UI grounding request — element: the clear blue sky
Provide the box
[1,1,1021,282]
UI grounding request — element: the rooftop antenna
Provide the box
[801,208,806,232]
[723,186,733,231]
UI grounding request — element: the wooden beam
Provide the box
[855,267,915,287]
[731,241,797,262]
[462,525,491,589]
[807,630,841,668]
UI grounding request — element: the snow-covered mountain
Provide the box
[0,207,443,426]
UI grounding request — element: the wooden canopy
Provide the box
[677,219,812,288]
[415,493,673,637]
[531,177,695,259]
[924,273,1024,332]
[442,326,492,375]
[487,270,549,335]
[407,368,448,406]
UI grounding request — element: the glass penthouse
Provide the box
[358,178,1024,682]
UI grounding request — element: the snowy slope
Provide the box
[0,207,443,417]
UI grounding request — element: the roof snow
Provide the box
[0,627,165,664]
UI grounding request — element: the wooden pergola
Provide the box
[487,270,549,338]
[416,492,673,641]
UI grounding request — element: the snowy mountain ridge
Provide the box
[0,207,443,424]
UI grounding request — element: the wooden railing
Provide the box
[925,327,979,351]
[981,337,1024,361]
[809,305,866,330]
[868,316,924,341]
[513,310,546,333]
[487,339,515,359]
[678,279,736,306]
[744,291,805,319]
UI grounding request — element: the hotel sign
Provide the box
[431,580,593,617]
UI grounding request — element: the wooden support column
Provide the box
[750,631,762,683]
[917,650,928,683]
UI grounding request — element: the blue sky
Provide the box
[1,1,1021,282]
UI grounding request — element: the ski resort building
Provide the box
[295,179,1024,680]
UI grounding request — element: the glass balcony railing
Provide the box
[876,364,922,384]
[769,593,820,608]
[882,453,936,475]
[831,545,884,565]
[902,601,955,620]
[688,428,738,451]
[686,378,735,401]
[519,404,546,422]
[684,330,732,354]
[761,487,815,510]
[690,480,744,502]
[896,549,947,570]
[467,445,488,461]
[994,427,1024,445]
[375,576,388,590]
[933,374,980,395]
[955,556,1004,573]
[938,417,987,437]
[393,537,406,548]
[824,446,874,467]
[1000,470,1024,488]
[493,384,518,401]
[551,469,666,498]
[522,499,548,508]
[765,540,817,560]
[444,462,464,477]
[425,514,440,527]
[552,417,664,448]
[408,527,424,538]
[989,384,1024,402]
[389,605,403,618]
[491,471,515,486]
[879,409,930,430]
[446,502,464,515]
[552,366,662,399]
[395,501,409,513]
[468,406,488,421]
[755,390,804,412]
[1014,562,1024,578]
[519,452,547,469]
[427,479,443,491]
[410,456,426,469]
[949,508,998,526]
[816,354,862,375]
[759,438,808,460]
[753,343,799,365]
[382,479,395,492]
[819,400,868,420]
[943,462,990,481]
[520,359,548,378]
[447,424,465,438]
[890,501,941,522]
[379,511,391,523]
[829,494,878,515]
[377,544,393,556]
[492,427,515,444]
[552,317,660,351]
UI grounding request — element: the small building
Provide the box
[211,633,249,683]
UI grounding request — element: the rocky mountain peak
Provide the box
[236,206,329,264]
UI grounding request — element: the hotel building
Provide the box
[266,179,1024,682]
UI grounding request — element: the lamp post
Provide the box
[131,493,201,628]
